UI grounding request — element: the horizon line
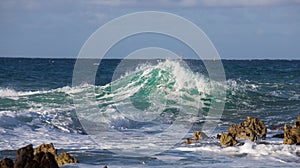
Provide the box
[0,56,299,61]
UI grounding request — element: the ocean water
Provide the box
[0,58,300,167]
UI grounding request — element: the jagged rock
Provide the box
[12,143,78,168]
[34,143,78,166]
[14,144,38,168]
[34,143,57,156]
[34,152,59,168]
[220,133,237,147]
[0,158,14,168]
[283,115,300,145]
[228,116,267,141]
[283,122,300,145]
[56,152,79,166]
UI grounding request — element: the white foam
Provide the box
[0,88,43,100]
[177,140,300,163]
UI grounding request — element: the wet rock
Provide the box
[14,144,38,168]
[56,152,79,166]
[183,131,208,144]
[272,133,284,138]
[0,158,14,168]
[183,138,195,144]
[294,114,300,128]
[34,152,59,168]
[11,143,78,168]
[34,143,78,166]
[193,131,208,140]
[220,133,237,147]
[283,115,300,145]
[228,116,267,141]
[34,143,57,156]
[283,123,300,145]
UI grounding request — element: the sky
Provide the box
[0,0,300,59]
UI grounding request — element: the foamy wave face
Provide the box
[108,60,212,122]
[71,58,227,156]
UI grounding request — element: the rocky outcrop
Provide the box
[14,144,39,168]
[220,133,237,147]
[34,143,78,167]
[56,152,78,166]
[0,158,14,168]
[34,143,57,156]
[283,114,300,145]
[33,151,59,168]
[228,116,267,141]
[0,143,78,168]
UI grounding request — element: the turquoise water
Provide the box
[0,58,300,167]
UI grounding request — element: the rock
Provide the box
[228,116,267,141]
[272,133,284,138]
[220,133,237,147]
[34,143,57,156]
[294,114,300,128]
[183,131,208,144]
[34,152,59,168]
[34,143,78,166]
[14,144,38,168]
[193,131,208,140]
[283,122,300,145]
[11,143,78,168]
[56,152,79,166]
[283,115,300,145]
[183,138,195,144]
[0,158,14,168]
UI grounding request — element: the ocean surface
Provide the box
[0,58,300,167]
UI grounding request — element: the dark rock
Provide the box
[294,114,300,128]
[12,143,78,168]
[220,133,237,147]
[270,124,283,130]
[272,133,284,138]
[34,143,78,166]
[34,152,59,168]
[14,144,37,168]
[56,152,79,166]
[0,158,14,168]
